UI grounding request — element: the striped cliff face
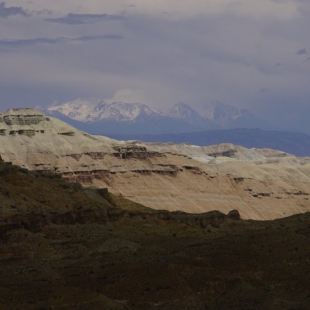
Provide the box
[1,108,310,220]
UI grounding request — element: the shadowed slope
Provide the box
[0,159,309,309]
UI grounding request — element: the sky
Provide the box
[0,0,310,133]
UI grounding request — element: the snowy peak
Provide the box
[48,100,165,123]
[168,102,219,130]
[201,101,268,129]
[48,98,103,122]
[102,102,164,121]
[46,99,269,134]
[168,102,201,120]
[168,101,268,130]
[202,101,249,122]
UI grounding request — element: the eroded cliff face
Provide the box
[0,109,46,137]
[0,114,44,126]
[1,108,310,220]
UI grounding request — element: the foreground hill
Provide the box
[1,108,310,220]
[0,158,309,309]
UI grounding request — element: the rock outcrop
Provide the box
[0,109,47,132]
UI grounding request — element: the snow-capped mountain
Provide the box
[48,98,101,122]
[97,102,166,122]
[201,101,269,129]
[168,103,219,130]
[48,100,165,123]
[46,99,269,135]
[203,101,248,122]
[46,99,204,134]
[167,102,269,130]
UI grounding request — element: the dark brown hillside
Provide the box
[0,158,309,309]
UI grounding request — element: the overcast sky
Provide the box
[0,0,309,132]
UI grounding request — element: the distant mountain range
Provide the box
[42,100,310,156]
[201,101,270,129]
[45,99,269,135]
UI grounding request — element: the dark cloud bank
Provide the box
[0,34,123,49]
[45,13,123,25]
[296,48,307,55]
[0,2,28,18]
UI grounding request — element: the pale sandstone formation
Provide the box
[0,108,310,220]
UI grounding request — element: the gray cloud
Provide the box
[296,48,307,55]
[0,38,60,48]
[0,2,28,18]
[1,1,310,134]
[0,34,123,49]
[45,13,123,25]
[76,34,123,41]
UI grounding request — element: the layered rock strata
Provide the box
[0,108,310,220]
